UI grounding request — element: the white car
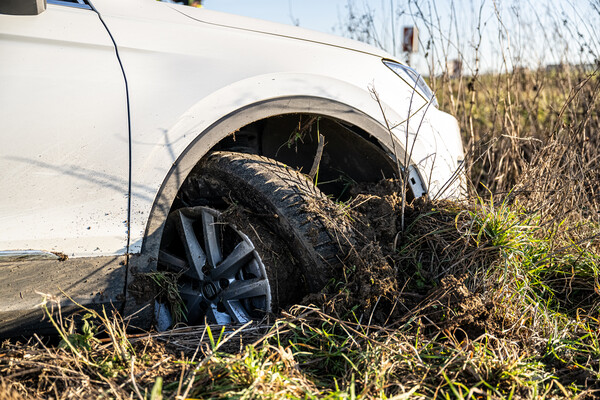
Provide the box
[0,0,464,335]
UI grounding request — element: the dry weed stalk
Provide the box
[3,2,600,399]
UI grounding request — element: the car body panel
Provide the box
[0,0,465,334]
[171,4,390,58]
[89,0,450,253]
[0,4,129,256]
[402,107,465,200]
[0,255,126,337]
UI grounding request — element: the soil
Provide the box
[298,178,499,338]
[219,205,308,309]
[3,177,596,398]
[214,177,500,340]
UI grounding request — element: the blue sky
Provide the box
[202,0,446,73]
[201,1,600,75]
[203,0,348,34]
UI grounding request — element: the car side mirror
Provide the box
[0,0,46,15]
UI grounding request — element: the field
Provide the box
[2,2,600,399]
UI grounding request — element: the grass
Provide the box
[4,99,600,399]
[2,1,600,398]
[2,188,600,398]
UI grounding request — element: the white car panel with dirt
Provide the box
[0,0,464,336]
[0,3,129,256]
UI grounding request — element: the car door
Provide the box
[0,0,129,258]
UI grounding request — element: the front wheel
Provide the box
[158,151,351,325]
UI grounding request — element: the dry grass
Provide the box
[3,179,600,398]
[3,1,600,399]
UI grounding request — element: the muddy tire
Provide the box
[158,151,351,325]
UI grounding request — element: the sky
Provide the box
[203,0,348,33]
[201,0,454,74]
[201,0,600,75]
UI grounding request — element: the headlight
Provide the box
[383,60,438,108]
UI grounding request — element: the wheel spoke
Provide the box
[158,250,187,270]
[175,211,207,280]
[245,259,262,277]
[223,300,251,324]
[179,285,205,323]
[201,209,223,268]
[159,250,200,280]
[221,278,270,301]
[210,240,255,280]
[164,204,271,326]
[206,304,232,325]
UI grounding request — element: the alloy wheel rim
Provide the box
[159,206,271,325]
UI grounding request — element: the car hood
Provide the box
[170,5,391,59]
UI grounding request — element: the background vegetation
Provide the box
[2,0,600,398]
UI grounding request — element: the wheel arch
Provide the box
[125,95,425,323]
[140,96,412,259]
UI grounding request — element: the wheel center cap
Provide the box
[202,282,219,300]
